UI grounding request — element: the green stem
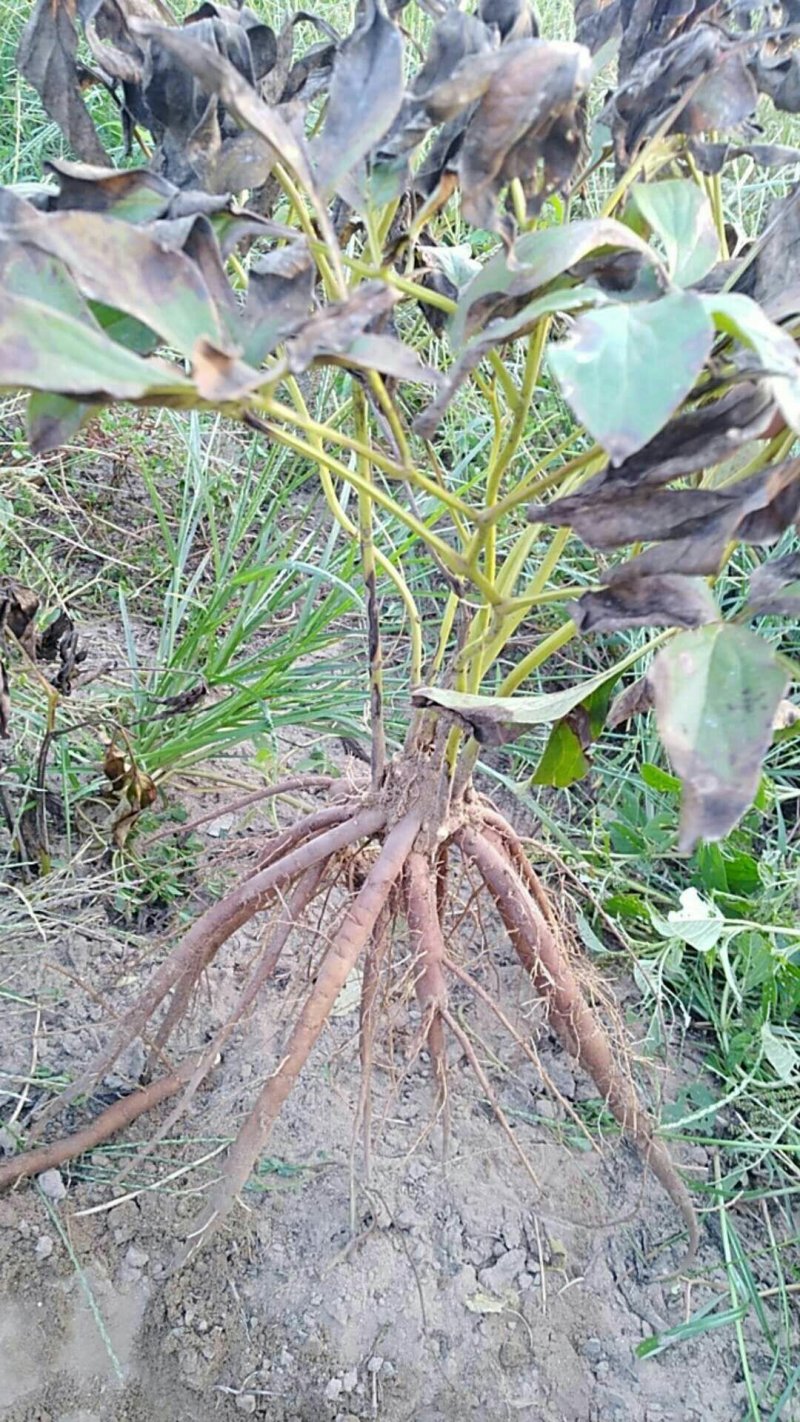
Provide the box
[283,376,423,686]
[355,389,386,786]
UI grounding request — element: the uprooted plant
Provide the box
[1,0,800,1267]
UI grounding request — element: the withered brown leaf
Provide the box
[457,38,591,232]
[17,0,111,166]
[572,574,718,632]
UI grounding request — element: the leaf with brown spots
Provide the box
[651,624,789,851]
[411,656,640,748]
[1,201,227,358]
[450,217,657,346]
[0,290,191,402]
[45,160,176,221]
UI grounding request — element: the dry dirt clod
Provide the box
[36,1167,67,1201]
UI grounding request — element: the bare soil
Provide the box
[0,785,783,1422]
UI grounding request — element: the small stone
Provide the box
[341,1369,358,1393]
[124,1246,149,1271]
[478,1248,527,1295]
[381,1362,395,1379]
[367,1356,384,1374]
[0,1127,19,1155]
[502,1215,523,1252]
[35,1235,55,1260]
[582,1338,604,1363]
[596,1360,610,1379]
[234,1394,257,1414]
[104,1039,146,1092]
[324,1378,343,1402]
[393,1210,417,1232]
[110,1202,139,1245]
[536,1097,558,1121]
[37,1169,66,1202]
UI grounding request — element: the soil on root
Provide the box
[0,755,697,1263]
[0,772,786,1421]
[0,1013,759,1422]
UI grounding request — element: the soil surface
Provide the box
[0,784,785,1422]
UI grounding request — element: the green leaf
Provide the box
[450,217,656,345]
[550,291,714,462]
[531,720,589,787]
[576,912,606,957]
[0,292,192,402]
[631,180,719,287]
[760,1023,798,1082]
[650,624,789,852]
[640,762,681,794]
[722,851,761,896]
[90,301,158,355]
[604,892,648,920]
[702,292,800,435]
[531,672,619,787]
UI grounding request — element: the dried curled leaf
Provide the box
[457,38,591,233]
[748,552,800,617]
[411,660,632,747]
[571,575,719,633]
[0,582,40,660]
[607,675,654,729]
[549,382,776,501]
[17,0,111,166]
[311,0,404,199]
